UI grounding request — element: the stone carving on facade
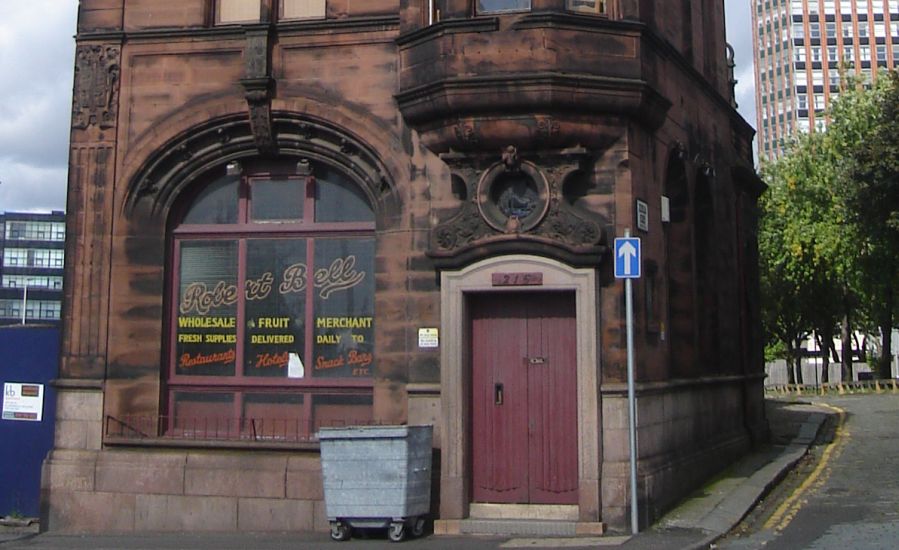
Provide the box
[297,123,316,140]
[726,43,738,109]
[216,127,232,145]
[72,45,121,130]
[501,145,520,171]
[430,149,604,263]
[453,121,480,146]
[536,116,561,140]
[246,96,275,154]
[540,163,603,246]
[434,200,490,250]
[241,29,276,155]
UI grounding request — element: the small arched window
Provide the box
[166,158,375,442]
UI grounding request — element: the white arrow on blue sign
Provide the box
[614,237,641,279]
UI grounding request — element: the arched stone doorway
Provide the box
[437,255,600,526]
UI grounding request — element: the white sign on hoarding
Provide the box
[2,382,45,422]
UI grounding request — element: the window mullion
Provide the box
[304,237,316,378]
[169,239,182,386]
[304,175,316,222]
[239,175,250,223]
[237,238,248,378]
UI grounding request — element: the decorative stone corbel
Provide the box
[240,28,276,155]
[501,145,520,172]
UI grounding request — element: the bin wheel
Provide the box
[411,517,426,537]
[388,521,406,542]
[330,521,351,541]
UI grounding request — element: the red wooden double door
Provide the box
[470,291,578,505]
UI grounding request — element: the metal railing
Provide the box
[765,378,899,396]
[105,414,377,444]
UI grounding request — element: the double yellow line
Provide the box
[763,403,849,532]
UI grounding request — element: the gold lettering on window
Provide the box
[279,263,308,294]
[245,272,273,301]
[179,281,239,315]
[314,256,365,299]
[179,255,367,314]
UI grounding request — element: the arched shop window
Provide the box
[167,158,375,442]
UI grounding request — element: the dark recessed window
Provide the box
[478,0,531,14]
[251,178,305,222]
[567,0,606,15]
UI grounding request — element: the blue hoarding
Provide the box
[0,326,59,518]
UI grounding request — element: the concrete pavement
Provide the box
[0,399,830,550]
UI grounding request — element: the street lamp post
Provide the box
[21,283,27,325]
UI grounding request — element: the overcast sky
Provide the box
[0,1,758,214]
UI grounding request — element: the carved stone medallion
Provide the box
[430,148,605,265]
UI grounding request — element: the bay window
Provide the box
[478,0,531,14]
[216,0,261,24]
[567,0,606,15]
[281,0,326,20]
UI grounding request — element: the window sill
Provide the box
[104,435,321,452]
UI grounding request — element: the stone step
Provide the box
[459,518,578,537]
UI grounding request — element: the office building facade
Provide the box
[0,211,66,326]
[753,0,899,160]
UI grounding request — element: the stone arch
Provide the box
[663,146,696,378]
[123,111,401,227]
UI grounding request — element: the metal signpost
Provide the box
[614,231,641,534]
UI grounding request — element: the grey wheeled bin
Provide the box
[318,424,433,542]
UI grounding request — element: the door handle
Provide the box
[494,383,504,405]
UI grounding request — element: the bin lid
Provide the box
[317,424,432,440]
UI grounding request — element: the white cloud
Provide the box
[0,2,759,211]
[725,0,758,131]
[0,161,68,213]
[0,0,78,212]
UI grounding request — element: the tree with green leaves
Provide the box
[759,130,854,383]
[758,70,899,382]
[836,71,899,377]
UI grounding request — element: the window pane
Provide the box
[182,175,239,225]
[171,392,236,438]
[242,393,306,440]
[478,0,531,13]
[176,240,238,376]
[312,238,375,379]
[313,394,373,430]
[217,0,260,23]
[314,168,374,223]
[245,239,308,378]
[250,178,304,222]
[567,0,605,13]
[281,0,326,19]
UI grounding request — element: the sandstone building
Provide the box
[44,0,766,535]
